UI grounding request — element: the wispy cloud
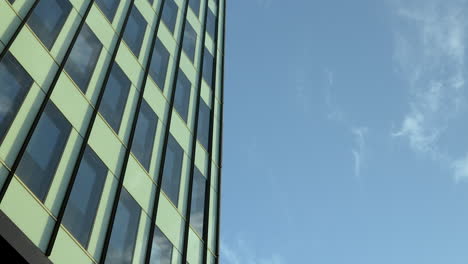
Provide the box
[221,238,284,264]
[323,69,344,123]
[352,127,368,179]
[390,0,468,180]
[452,154,468,182]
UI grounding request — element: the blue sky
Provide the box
[221,0,468,263]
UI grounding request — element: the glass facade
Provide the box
[0,1,224,264]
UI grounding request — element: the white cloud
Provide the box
[452,153,468,182]
[352,127,368,179]
[221,239,284,264]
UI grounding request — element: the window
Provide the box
[161,0,178,34]
[62,146,107,248]
[96,0,120,22]
[197,99,210,150]
[189,0,200,17]
[182,22,197,63]
[106,188,141,264]
[161,135,183,206]
[27,0,72,50]
[0,52,33,144]
[65,24,103,93]
[100,63,130,133]
[16,102,71,202]
[149,39,170,90]
[123,6,147,57]
[174,70,191,122]
[149,228,173,264]
[8,0,15,4]
[131,100,157,171]
[190,168,206,236]
[206,9,216,40]
[202,48,214,88]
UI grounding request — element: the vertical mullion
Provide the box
[215,1,226,262]
[181,0,210,261]
[201,0,221,262]
[143,0,191,263]
[44,0,136,256]
[0,0,96,203]
[97,0,168,262]
[0,0,40,60]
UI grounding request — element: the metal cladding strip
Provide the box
[215,0,226,262]
[0,0,96,203]
[180,0,210,261]
[98,0,167,263]
[202,0,221,262]
[44,0,136,257]
[143,0,190,263]
[0,0,40,60]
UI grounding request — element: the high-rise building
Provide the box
[0,0,224,263]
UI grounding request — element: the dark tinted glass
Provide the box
[96,0,120,22]
[202,49,214,88]
[197,99,210,150]
[63,146,107,247]
[16,102,71,201]
[28,0,72,50]
[190,168,206,235]
[161,0,178,34]
[149,228,172,264]
[65,24,103,92]
[132,100,157,171]
[182,22,197,63]
[189,0,200,17]
[149,39,170,90]
[8,0,15,4]
[161,135,183,206]
[206,9,216,40]
[174,70,191,122]
[148,0,154,5]
[0,52,33,143]
[100,63,130,132]
[106,189,141,264]
[123,6,147,57]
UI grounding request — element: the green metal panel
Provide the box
[156,193,185,252]
[123,155,156,214]
[49,228,94,264]
[0,2,21,45]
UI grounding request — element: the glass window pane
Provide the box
[174,70,191,123]
[16,102,71,202]
[161,135,183,206]
[0,52,33,144]
[65,24,103,93]
[190,168,206,236]
[27,0,72,50]
[63,146,107,248]
[131,100,157,171]
[189,0,200,17]
[100,63,131,133]
[202,49,214,88]
[106,189,141,264]
[182,22,197,63]
[197,99,210,150]
[161,0,178,34]
[149,39,170,90]
[149,227,173,264]
[123,6,147,57]
[206,9,216,40]
[96,0,120,22]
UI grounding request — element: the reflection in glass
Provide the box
[189,0,200,17]
[174,70,191,122]
[123,6,147,57]
[16,103,71,202]
[63,146,107,247]
[197,99,211,150]
[162,135,183,206]
[132,100,157,171]
[161,0,178,34]
[149,227,173,264]
[100,63,131,133]
[28,0,72,50]
[206,9,216,40]
[202,48,214,88]
[96,0,120,22]
[190,168,206,236]
[65,24,103,92]
[149,39,170,90]
[0,52,33,144]
[106,188,141,264]
[182,22,197,63]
